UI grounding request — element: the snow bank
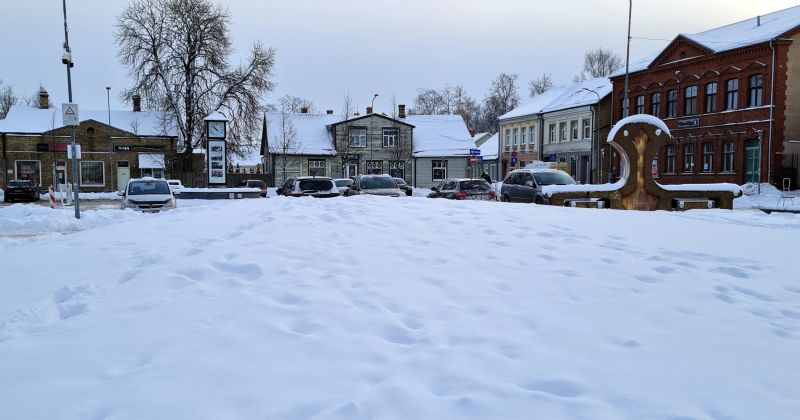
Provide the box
[543,180,625,196]
[0,204,143,237]
[607,114,671,143]
[734,183,800,210]
[178,187,261,193]
[0,198,798,418]
[38,191,122,200]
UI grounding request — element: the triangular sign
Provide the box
[65,106,76,115]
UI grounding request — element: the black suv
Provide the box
[3,180,39,203]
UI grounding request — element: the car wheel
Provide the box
[502,195,510,202]
[534,196,544,205]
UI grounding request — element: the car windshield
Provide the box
[298,179,334,191]
[393,178,407,186]
[247,180,266,188]
[8,180,31,187]
[533,172,576,186]
[128,180,171,195]
[459,180,490,191]
[335,179,353,187]
[361,176,397,189]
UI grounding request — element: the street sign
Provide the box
[67,144,81,159]
[477,156,483,163]
[511,151,518,158]
[62,103,79,126]
[469,148,481,155]
[511,156,518,165]
[470,155,477,164]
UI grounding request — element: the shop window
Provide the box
[80,161,105,186]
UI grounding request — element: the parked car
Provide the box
[167,179,185,192]
[393,178,413,196]
[2,179,39,203]
[119,177,177,212]
[348,174,404,197]
[428,178,496,201]
[500,169,576,204]
[276,176,339,198]
[239,179,268,197]
[333,178,354,196]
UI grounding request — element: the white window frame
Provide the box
[389,161,405,179]
[570,120,578,141]
[582,119,591,140]
[529,126,536,148]
[549,124,556,143]
[521,127,527,145]
[382,129,398,147]
[308,159,326,176]
[513,128,519,146]
[80,161,105,187]
[366,160,383,175]
[504,129,511,150]
[432,160,447,181]
[349,128,367,147]
[559,122,567,142]
[14,160,42,186]
[141,168,165,178]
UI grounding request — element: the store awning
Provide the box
[138,153,165,169]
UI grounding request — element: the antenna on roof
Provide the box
[757,15,761,26]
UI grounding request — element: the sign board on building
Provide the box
[678,118,699,128]
[67,144,81,159]
[62,103,79,126]
[469,148,481,155]
[51,143,68,152]
[208,140,226,185]
[115,145,132,152]
[36,143,49,152]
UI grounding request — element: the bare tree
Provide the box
[479,73,520,133]
[410,88,445,115]
[410,85,480,129]
[574,48,622,82]
[271,110,300,182]
[0,80,19,118]
[273,94,315,113]
[115,0,276,169]
[335,93,355,177]
[529,74,554,97]
[449,86,480,130]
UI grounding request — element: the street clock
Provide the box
[204,111,229,186]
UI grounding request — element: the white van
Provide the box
[119,177,177,212]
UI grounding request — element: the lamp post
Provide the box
[623,0,632,119]
[581,88,602,184]
[106,86,113,191]
[62,0,79,219]
[369,94,378,168]
[371,93,379,110]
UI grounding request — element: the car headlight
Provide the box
[164,199,176,208]
[125,200,138,209]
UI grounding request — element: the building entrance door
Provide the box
[117,161,131,191]
[745,139,760,183]
[345,163,358,178]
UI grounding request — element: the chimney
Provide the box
[469,129,477,137]
[398,104,406,119]
[757,15,761,26]
[366,106,373,114]
[38,90,49,109]
[300,107,309,114]
[326,109,334,115]
[132,94,141,112]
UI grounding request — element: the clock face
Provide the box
[208,121,226,138]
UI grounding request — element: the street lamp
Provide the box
[107,86,113,191]
[62,0,80,219]
[371,93,379,110]
[623,0,632,118]
[581,88,602,184]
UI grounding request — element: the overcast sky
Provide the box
[1,0,797,115]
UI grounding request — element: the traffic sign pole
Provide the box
[62,0,79,219]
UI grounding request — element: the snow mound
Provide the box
[0,204,143,236]
[608,114,671,143]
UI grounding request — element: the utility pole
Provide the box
[107,86,113,191]
[623,0,632,119]
[62,0,80,218]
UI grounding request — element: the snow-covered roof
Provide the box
[0,105,175,137]
[231,143,262,166]
[541,78,612,113]
[499,77,611,121]
[404,115,474,157]
[499,86,568,121]
[611,5,800,77]
[204,111,229,121]
[478,133,499,160]
[265,112,342,156]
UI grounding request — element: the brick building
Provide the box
[0,92,178,191]
[609,5,800,187]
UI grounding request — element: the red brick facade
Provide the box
[610,34,798,185]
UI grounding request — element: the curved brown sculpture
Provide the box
[546,118,740,210]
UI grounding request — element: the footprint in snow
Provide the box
[519,379,586,398]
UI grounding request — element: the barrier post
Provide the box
[49,186,56,209]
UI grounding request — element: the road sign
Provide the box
[62,103,79,126]
[477,156,483,163]
[511,156,518,165]
[511,151,518,158]
[469,148,481,155]
[67,144,81,159]
[470,155,477,164]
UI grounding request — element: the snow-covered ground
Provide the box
[734,183,800,211]
[0,197,798,419]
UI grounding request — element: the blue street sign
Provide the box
[469,148,481,155]
[477,156,483,162]
[511,156,518,165]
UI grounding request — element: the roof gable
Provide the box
[649,36,713,68]
[329,113,414,128]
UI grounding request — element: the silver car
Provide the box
[120,178,177,212]
[349,174,404,197]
